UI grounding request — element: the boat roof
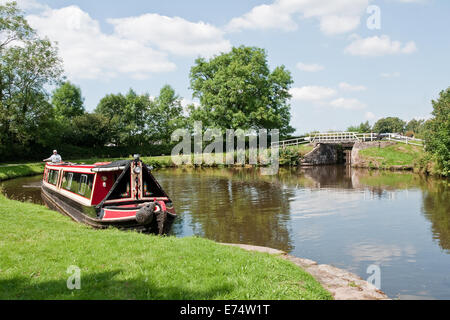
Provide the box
[45,160,134,172]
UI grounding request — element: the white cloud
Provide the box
[226,4,297,32]
[296,62,325,72]
[319,14,361,35]
[345,34,417,56]
[108,14,231,57]
[339,82,367,92]
[330,97,366,110]
[26,6,178,80]
[226,0,370,35]
[365,111,376,120]
[380,72,401,78]
[290,86,337,101]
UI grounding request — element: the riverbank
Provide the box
[0,195,332,300]
[0,163,45,182]
[352,143,441,174]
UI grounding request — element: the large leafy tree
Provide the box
[95,89,153,146]
[71,113,111,148]
[0,1,63,149]
[405,119,425,135]
[373,117,406,134]
[95,92,127,146]
[189,46,294,137]
[148,85,185,144]
[52,81,85,120]
[424,87,450,176]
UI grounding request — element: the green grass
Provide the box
[286,144,315,156]
[358,143,424,169]
[0,163,45,182]
[0,195,332,300]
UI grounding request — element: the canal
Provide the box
[1,166,449,299]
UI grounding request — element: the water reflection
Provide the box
[155,168,294,252]
[422,181,450,253]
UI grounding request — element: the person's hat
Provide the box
[53,150,57,153]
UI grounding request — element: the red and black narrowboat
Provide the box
[41,156,176,234]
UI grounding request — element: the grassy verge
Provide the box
[0,195,332,300]
[0,163,45,182]
[358,143,424,170]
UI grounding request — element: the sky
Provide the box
[6,0,450,134]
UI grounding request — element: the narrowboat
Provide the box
[41,156,176,234]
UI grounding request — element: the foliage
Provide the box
[0,2,63,149]
[71,113,111,148]
[347,121,372,133]
[423,88,450,176]
[405,119,425,136]
[147,85,186,145]
[52,81,85,120]
[372,117,406,134]
[95,86,186,147]
[189,46,294,137]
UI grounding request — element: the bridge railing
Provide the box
[271,137,309,148]
[386,134,424,146]
[272,132,424,149]
[310,132,378,143]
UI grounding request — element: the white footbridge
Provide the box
[272,132,424,148]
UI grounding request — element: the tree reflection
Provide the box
[156,167,294,252]
[422,181,450,252]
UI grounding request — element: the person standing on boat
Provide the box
[43,150,62,163]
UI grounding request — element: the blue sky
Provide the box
[9,0,450,134]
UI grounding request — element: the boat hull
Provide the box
[41,184,176,234]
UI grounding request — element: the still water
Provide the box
[1,166,449,299]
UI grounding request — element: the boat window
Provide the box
[62,172,73,191]
[79,175,88,195]
[47,170,59,186]
[61,172,94,199]
[109,169,132,199]
[142,167,165,197]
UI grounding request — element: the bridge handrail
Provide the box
[272,132,425,148]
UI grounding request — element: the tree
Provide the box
[347,121,371,133]
[405,119,425,136]
[0,2,63,149]
[148,85,185,144]
[121,89,152,146]
[71,113,111,148]
[95,89,153,146]
[424,88,450,176]
[373,117,406,134]
[52,81,85,120]
[95,92,127,146]
[189,46,294,137]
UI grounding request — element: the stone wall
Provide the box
[301,144,339,166]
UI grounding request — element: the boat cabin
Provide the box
[41,158,175,233]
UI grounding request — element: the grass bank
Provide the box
[0,195,332,300]
[0,163,45,182]
[357,143,425,171]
